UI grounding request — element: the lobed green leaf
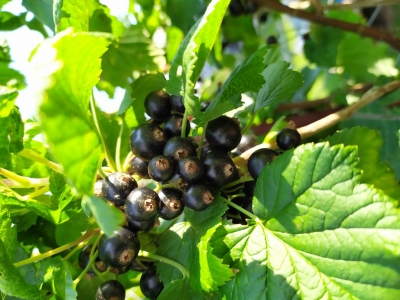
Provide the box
[0,239,43,299]
[0,206,17,261]
[32,30,110,195]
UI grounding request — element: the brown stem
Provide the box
[253,0,400,52]
[234,79,400,166]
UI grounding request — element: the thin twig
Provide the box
[234,79,400,166]
[253,0,400,52]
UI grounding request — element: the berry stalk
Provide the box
[139,251,190,279]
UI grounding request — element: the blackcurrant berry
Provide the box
[202,150,240,188]
[205,116,242,152]
[177,156,204,183]
[276,128,301,150]
[128,157,150,179]
[94,180,104,198]
[144,91,172,121]
[164,114,190,138]
[140,265,164,300]
[267,36,277,45]
[102,172,137,206]
[148,155,176,182]
[259,12,268,23]
[248,148,278,180]
[158,188,184,220]
[98,227,140,269]
[163,137,197,161]
[130,123,168,162]
[236,134,257,154]
[127,215,158,232]
[96,280,125,300]
[78,244,99,276]
[125,187,160,222]
[171,95,185,113]
[183,183,215,211]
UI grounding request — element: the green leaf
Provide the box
[0,12,26,31]
[323,127,400,199]
[40,257,77,300]
[0,87,18,117]
[101,26,165,87]
[81,196,125,236]
[0,206,17,261]
[253,61,303,112]
[22,0,55,32]
[54,0,125,36]
[165,0,203,33]
[166,26,184,63]
[213,143,400,300]
[0,239,43,299]
[166,0,230,116]
[118,73,166,115]
[32,30,110,195]
[0,0,11,9]
[159,278,210,300]
[0,106,24,167]
[156,199,230,293]
[197,47,269,124]
[55,211,89,246]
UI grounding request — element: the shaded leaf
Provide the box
[0,206,17,260]
[22,0,55,32]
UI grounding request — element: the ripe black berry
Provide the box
[96,280,125,300]
[144,91,172,121]
[125,187,160,222]
[267,36,277,45]
[158,188,184,220]
[236,134,257,154]
[98,227,140,269]
[102,172,137,206]
[148,155,176,182]
[127,216,157,232]
[94,180,103,198]
[128,157,150,179]
[78,244,98,276]
[177,156,204,182]
[171,95,185,113]
[163,137,197,161]
[140,265,164,300]
[276,128,301,150]
[164,114,190,138]
[183,183,215,211]
[202,150,239,188]
[205,116,242,152]
[248,148,279,179]
[130,123,168,162]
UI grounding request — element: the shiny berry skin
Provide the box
[158,188,184,220]
[127,216,157,232]
[102,172,137,206]
[164,114,190,138]
[236,135,257,155]
[163,137,197,161]
[130,123,168,162]
[148,155,176,182]
[248,148,279,180]
[98,227,140,269]
[205,116,242,152]
[140,265,164,300]
[78,244,98,276]
[276,128,301,150]
[202,150,239,188]
[96,280,125,300]
[183,183,215,211]
[125,187,160,222]
[177,156,204,183]
[171,95,185,113]
[128,157,150,179]
[144,90,172,121]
